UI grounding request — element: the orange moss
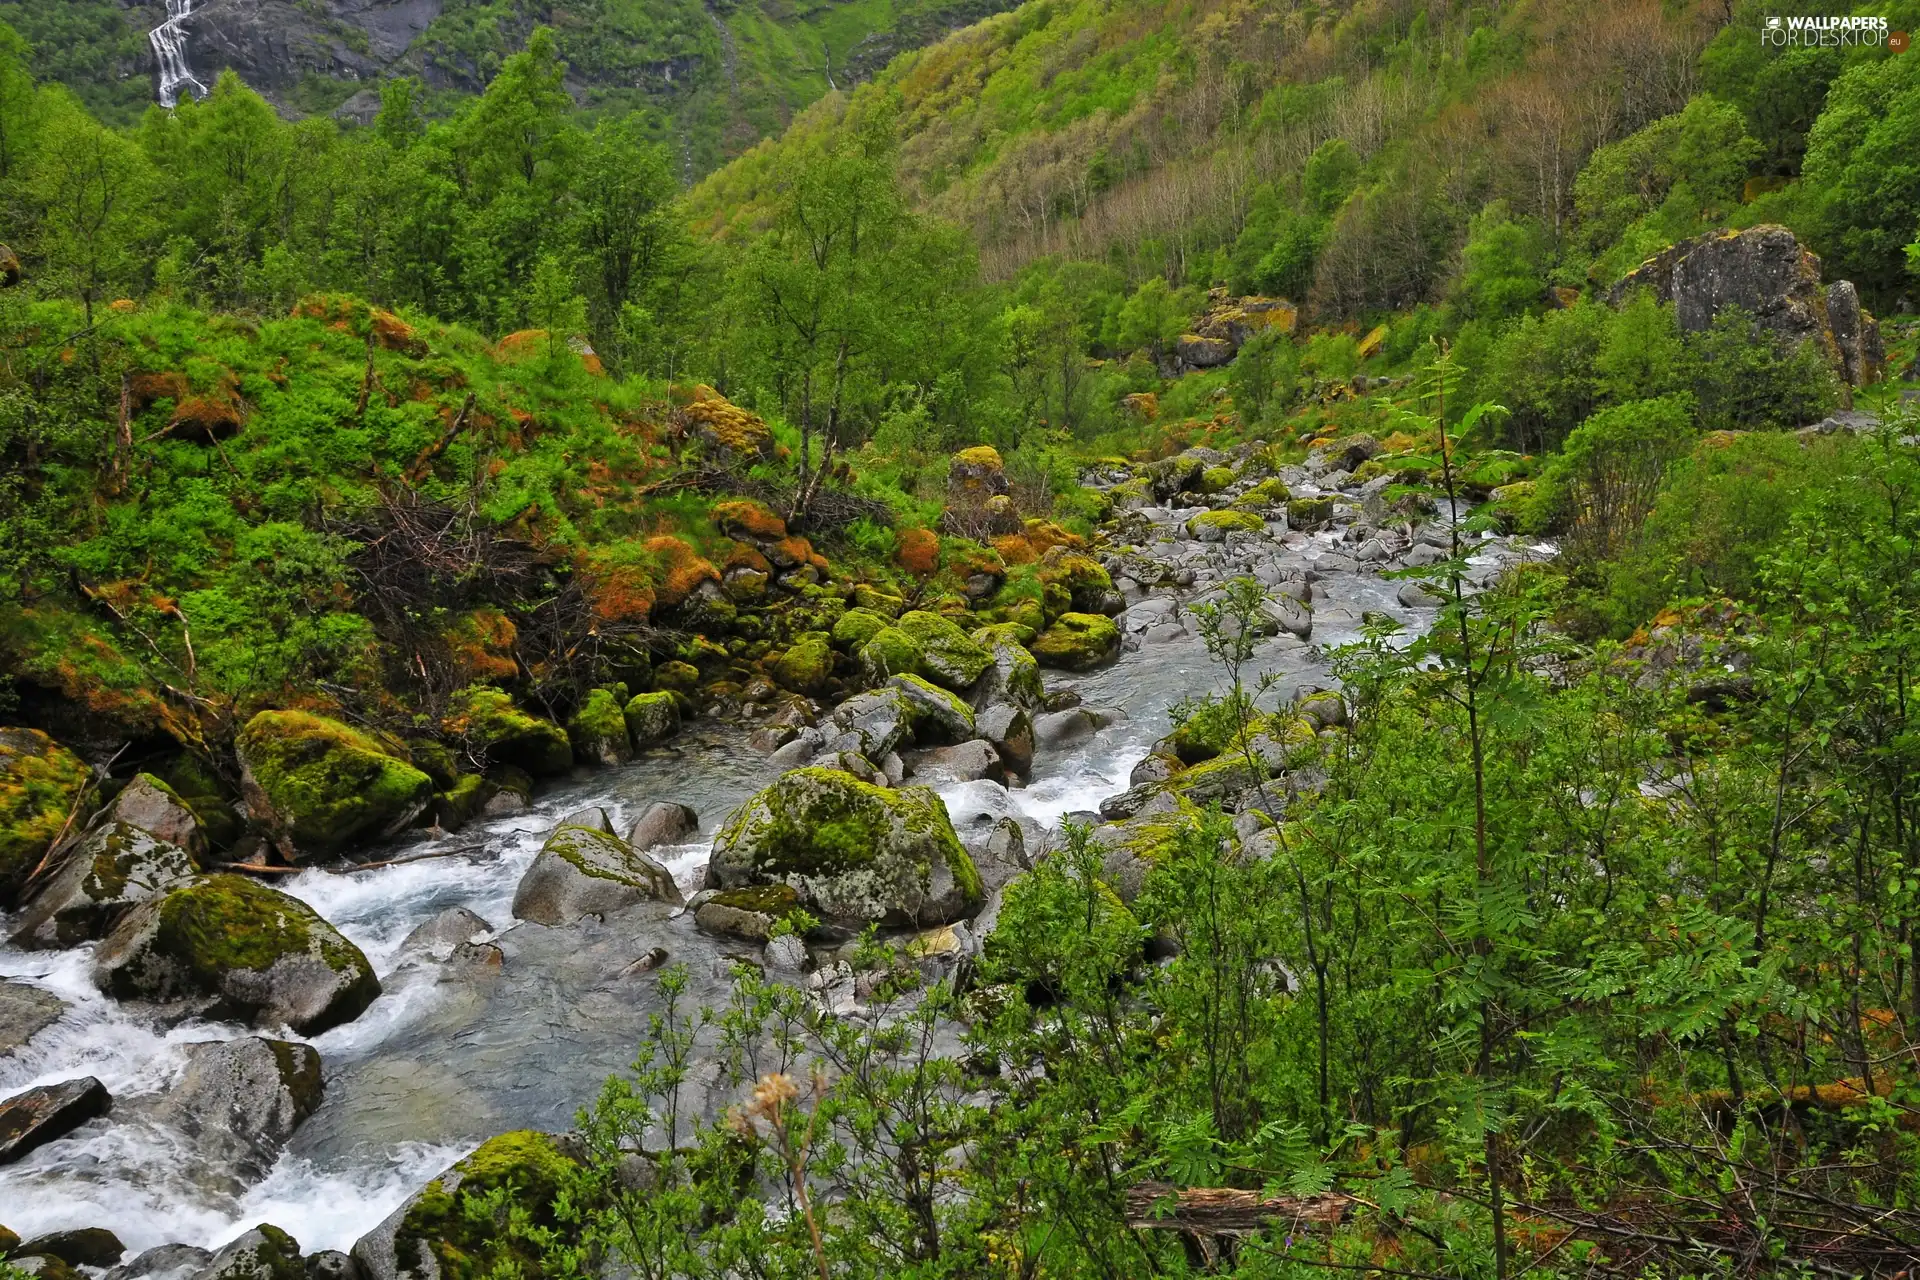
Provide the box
[370,308,427,357]
[768,535,814,569]
[169,383,245,441]
[724,544,773,575]
[495,330,550,361]
[677,384,771,456]
[644,536,721,608]
[109,298,137,314]
[711,499,787,541]
[948,544,1005,579]
[992,534,1038,566]
[1021,520,1083,555]
[446,609,519,681]
[1120,391,1159,421]
[128,371,190,409]
[895,527,941,575]
[807,552,831,574]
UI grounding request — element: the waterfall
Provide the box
[149,0,208,108]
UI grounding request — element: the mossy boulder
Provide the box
[431,774,490,832]
[449,688,573,776]
[1286,496,1337,529]
[92,874,380,1034]
[154,753,244,851]
[1234,477,1292,510]
[773,635,834,696]
[237,712,434,861]
[510,822,682,925]
[1197,465,1237,494]
[0,727,93,904]
[858,626,927,684]
[353,1130,579,1280]
[622,691,681,747]
[970,627,1045,712]
[693,883,809,942]
[850,583,905,617]
[10,816,198,950]
[708,767,982,926]
[831,607,892,651]
[1037,549,1118,614]
[895,611,991,692]
[887,674,977,745]
[195,1224,303,1280]
[1091,800,1209,902]
[1031,613,1121,671]
[565,689,633,767]
[652,660,701,695]
[159,1035,324,1161]
[1186,509,1266,541]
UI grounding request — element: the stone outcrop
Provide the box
[1608,225,1884,388]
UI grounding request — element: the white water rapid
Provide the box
[150,0,208,109]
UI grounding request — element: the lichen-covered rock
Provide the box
[1037,549,1119,615]
[970,627,1045,712]
[447,688,573,776]
[773,635,834,696]
[0,1076,111,1166]
[708,768,982,926]
[9,819,198,950]
[831,607,892,651]
[896,611,991,691]
[399,906,495,962]
[158,1037,323,1164]
[976,704,1034,776]
[1286,496,1336,528]
[904,740,1004,786]
[0,727,93,904]
[92,875,380,1035]
[1186,509,1266,541]
[824,688,917,760]
[693,883,807,942]
[565,689,633,767]
[510,823,681,925]
[237,712,433,860]
[196,1225,303,1280]
[858,626,926,684]
[99,772,208,860]
[887,674,976,745]
[1031,613,1121,671]
[0,979,65,1056]
[948,446,1009,499]
[622,691,682,748]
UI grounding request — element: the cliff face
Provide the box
[1609,225,1886,391]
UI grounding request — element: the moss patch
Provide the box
[896,611,991,691]
[1031,613,1120,671]
[446,688,573,776]
[0,727,93,899]
[237,711,433,858]
[396,1130,579,1280]
[566,688,633,766]
[623,691,682,745]
[1287,496,1337,528]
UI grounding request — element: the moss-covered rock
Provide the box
[652,660,701,695]
[448,688,573,776]
[196,1224,303,1280]
[432,774,490,832]
[887,674,977,745]
[0,727,93,904]
[708,767,982,926]
[693,883,809,942]
[1197,465,1237,494]
[969,627,1045,712]
[1091,800,1210,903]
[1186,509,1266,541]
[850,583,905,617]
[237,712,434,861]
[92,874,380,1034]
[355,1130,580,1280]
[1233,477,1293,510]
[831,607,892,652]
[858,626,926,684]
[895,611,991,692]
[1037,550,1117,614]
[622,691,681,747]
[773,635,834,696]
[1286,496,1337,529]
[153,753,243,852]
[510,822,682,925]
[1031,613,1121,671]
[565,688,633,768]
[10,817,198,950]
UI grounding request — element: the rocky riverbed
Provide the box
[0,441,1548,1273]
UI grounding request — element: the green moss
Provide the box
[831,607,892,651]
[623,691,682,745]
[1186,509,1266,536]
[653,660,701,694]
[1031,613,1120,671]
[895,610,991,690]
[448,687,573,776]
[773,635,834,694]
[405,740,461,790]
[1286,496,1337,528]
[850,583,906,617]
[396,1131,579,1280]
[710,883,804,914]
[859,626,926,682]
[1198,465,1237,493]
[155,874,372,984]
[1234,477,1293,509]
[0,727,93,898]
[433,774,489,829]
[566,688,633,766]
[237,711,433,857]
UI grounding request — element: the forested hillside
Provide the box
[3,0,1920,1276]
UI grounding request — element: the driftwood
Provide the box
[1126,1183,1350,1236]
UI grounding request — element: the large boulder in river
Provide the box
[1608,224,1881,387]
[237,712,433,860]
[158,1037,323,1167]
[970,626,1044,712]
[565,688,632,767]
[0,726,93,904]
[92,874,380,1035]
[353,1130,578,1280]
[887,674,976,745]
[707,767,983,926]
[510,822,681,925]
[1031,613,1121,671]
[446,687,573,776]
[9,816,198,949]
[895,611,991,691]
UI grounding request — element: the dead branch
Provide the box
[1125,1183,1350,1236]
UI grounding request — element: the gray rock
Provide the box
[17,1228,125,1267]
[100,774,208,861]
[106,1245,213,1280]
[0,979,65,1056]
[825,688,917,760]
[1032,708,1098,747]
[159,1037,323,1159]
[510,824,682,925]
[0,1076,111,1166]
[1129,753,1181,786]
[970,634,1044,713]
[905,740,1005,786]
[1401,541,1448,567]
[880,751,906,787]
[627,800,699,851]
[886,674,977,745]
[975,704,1034,777]
[764,934,809,973]
[816,750,890,787]
[1260,595,1312,641]
[1143,622,1188,645]
[399,906,494,959]
[1398,582,1447,609]
[767,734,821,769]
[305,1252,361,1280]
[10,821,199,950]
[556,806,613,834]
[195,1225,302,1280]
[747,724,797,753]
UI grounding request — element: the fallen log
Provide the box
[1126,1182,1350,1235]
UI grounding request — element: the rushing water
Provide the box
[150,0,207,109]
[0,512,1543,1257]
